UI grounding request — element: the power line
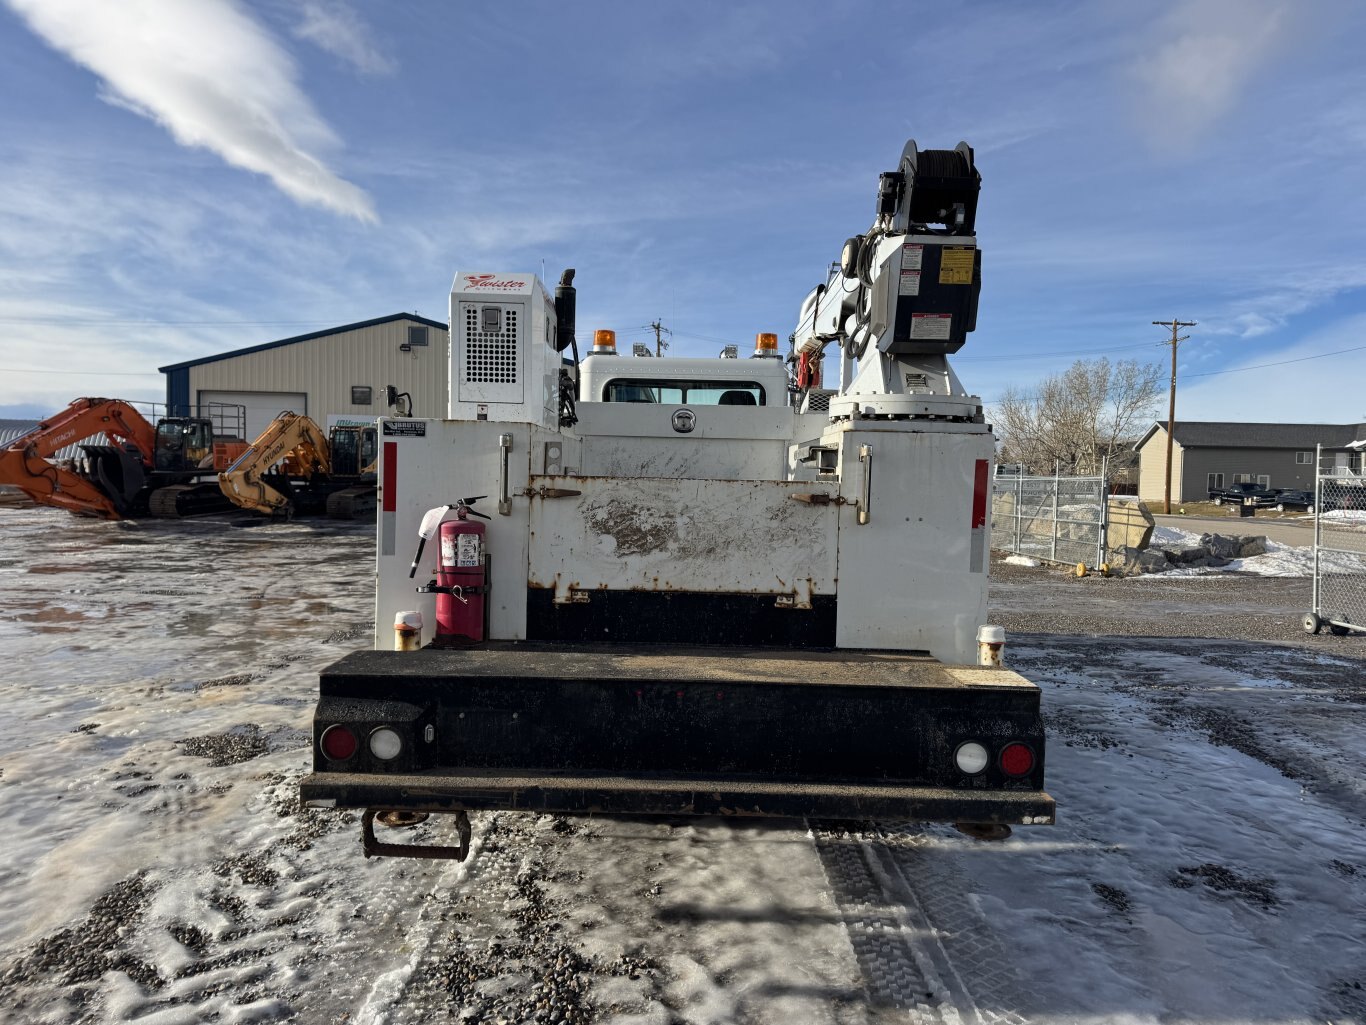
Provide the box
[669,330,742,346]
[955,341,1157,361]
[1,367,157,376]
[668,332,1159,362]
[1184,343,1366,378]
[0,318,337,326]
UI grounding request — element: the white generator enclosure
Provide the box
[449,272,560,429]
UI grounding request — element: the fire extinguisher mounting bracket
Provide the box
[454,495,491,520]
[416,581,491,596]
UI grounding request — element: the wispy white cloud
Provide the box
[292,1,394,76]
[1180,312,1366,422]
[5,0,377,222]
[1197,264,1366,339]
[1129,0,1290,147]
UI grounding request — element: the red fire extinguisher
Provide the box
[435,502,487,643]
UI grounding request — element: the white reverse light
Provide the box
[369,727,403,761]
[954,741,989,775]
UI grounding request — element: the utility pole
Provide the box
[1153,318,1196,514]
[649,319,671,357]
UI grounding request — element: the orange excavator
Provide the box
[0,398,248,519]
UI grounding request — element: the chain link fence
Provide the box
[991,467,1108,568]
[1310,448,1366,635]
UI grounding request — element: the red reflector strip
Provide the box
[382,441,397,512]
[971,459,989,529]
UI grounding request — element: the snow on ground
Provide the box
[1146,540,1366,579]
[1003,555,1041,568]
[1146,523,1366,578]
[990,638,1366,1023]
[2,505,1365,1023]
[1149,524,1203,547]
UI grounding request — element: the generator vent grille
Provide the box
[464,307,518,384]
[802,389,836,414]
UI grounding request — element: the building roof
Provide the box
[0,418,38,444]
[157,313,448,373]
[1135,420,1366,451]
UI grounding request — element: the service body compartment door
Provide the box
[834,425,993,665]
[527,475,837,607]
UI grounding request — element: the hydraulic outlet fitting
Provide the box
[977,624,1005,667]
[394,610,423,651]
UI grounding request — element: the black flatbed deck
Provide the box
[302,642,1053,825]
[317,642,1040,690]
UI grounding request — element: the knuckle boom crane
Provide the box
[300,139,1054,859]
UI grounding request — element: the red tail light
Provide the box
[999,742,1034,777]
[320,725,358,761]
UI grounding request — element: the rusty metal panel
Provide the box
[527,474,838,605]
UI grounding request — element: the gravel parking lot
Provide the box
[1,506,1363,1024]
[990,555,1364,650]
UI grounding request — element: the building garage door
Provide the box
[198,390,308,442]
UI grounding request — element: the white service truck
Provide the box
[301,140,1054,859]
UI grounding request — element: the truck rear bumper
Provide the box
[305,644,1054,827]
[301,768,1055,824]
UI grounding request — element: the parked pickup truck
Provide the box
[1270,488,1314,512]
[1209,481,1278,506]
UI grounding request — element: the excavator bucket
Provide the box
[82,445,146,516]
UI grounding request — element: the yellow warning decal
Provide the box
[939,246,975,285]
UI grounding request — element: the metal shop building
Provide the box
[159,314,449,440]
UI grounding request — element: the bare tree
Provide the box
[992,358,1162,475]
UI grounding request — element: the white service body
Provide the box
[378,143,994,665]
[376,322,991,665]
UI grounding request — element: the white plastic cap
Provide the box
[976,624,1005,644]
[394,611,423,630]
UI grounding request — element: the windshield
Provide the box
[602,380,765,405]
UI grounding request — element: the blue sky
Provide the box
[2,0,1365,425]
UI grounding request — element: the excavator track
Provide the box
[326,486,377,520]
[148,484,235,518]
[148,486,191,518]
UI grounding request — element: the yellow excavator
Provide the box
[218,412,378,520]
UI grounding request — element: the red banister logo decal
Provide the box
[463,274,527,290]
